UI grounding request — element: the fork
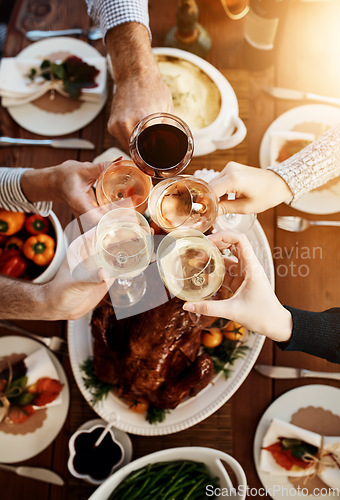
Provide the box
[25,26,102,41]
[0,320,68,356]
[277,216,340,232]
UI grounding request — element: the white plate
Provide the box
[253,385,340,499]
[68,219,274,436]
[259,104,340,214]
[0,335,70,463]
[7,37,107,136]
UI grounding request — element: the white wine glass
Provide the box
[96,208,154,307]
[96,158,152,214]
[129,112,194,178]
[214,212,256,234]
[148,175,218,233]
[156,228,225,302]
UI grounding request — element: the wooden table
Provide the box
[0,1,339,498]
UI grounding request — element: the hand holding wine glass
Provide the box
[156,228,225,302]
[183,230,293,342]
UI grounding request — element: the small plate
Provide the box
[253,384,340,499]
[260,104,340,214]
[0,335,70,463]
[7,37,107,136]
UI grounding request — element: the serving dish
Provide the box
[153,48,247,156]
[68,219,274,436]
[89,447,247,500]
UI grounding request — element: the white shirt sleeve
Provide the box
[85,0,150,39]
[0,167,52,216]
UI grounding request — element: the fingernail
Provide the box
[183,304,195,312]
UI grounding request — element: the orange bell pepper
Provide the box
[0,209,25,236]
[23,234,55,266]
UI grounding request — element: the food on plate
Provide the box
[91,299,215,412]
[155,54,221,130]
[0,356,63,425]
[263,438,319,472]
[82,298,250,423]
[276,139,313,163]
[0,211,56,279]
[29,55,100,99]
[107,460,220,500]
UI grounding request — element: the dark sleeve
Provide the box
[275,306,340,364]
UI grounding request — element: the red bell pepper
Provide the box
[25,214,49,235]
[0,249,27,278]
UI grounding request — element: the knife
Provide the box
[255,364,340,380]
[264,86,340,107]
[0,137,95,149]
[0,463,64,486]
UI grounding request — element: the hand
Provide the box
[42,228,114,321]
[210,162,293,214]
[21,160,112,216]
[183,230,293,342]
[106,23,173,150]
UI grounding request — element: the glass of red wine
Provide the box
[129,112,194,178]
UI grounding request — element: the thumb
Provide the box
[183,297,236,321]
[218,197,250,215]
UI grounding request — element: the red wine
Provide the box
[137,123,188,170]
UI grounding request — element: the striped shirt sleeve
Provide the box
[86,0,150,39]
[0,167,52,216]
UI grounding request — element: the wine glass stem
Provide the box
[117,278,132,287]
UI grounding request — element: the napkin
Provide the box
[0,56,107,107]
[260,418,340,488]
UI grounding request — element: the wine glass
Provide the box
[95,158,152,214]
[148,175,218,233]
[188,284,233,330]
[156,228,225,302]
[214,212,256,234]
[129,112,194,178]
[96,208,154,307]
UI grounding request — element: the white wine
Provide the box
[158,234,225,301]
[149,176,218,233]
[97,221,151,279]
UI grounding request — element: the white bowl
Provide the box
[89,446,247,499]
[33,210,66,284]
[153,47,247,156]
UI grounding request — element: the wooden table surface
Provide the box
[0,1,339,499]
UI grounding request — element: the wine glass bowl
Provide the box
[156,228,225,302]
[96,208,154,307]
[129,112,194,178]
[95,158,152,214]
[148,175,218,233]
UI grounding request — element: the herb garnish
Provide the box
[80,358,114,406]
[29,55,99,98]
[204,337,249,379]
